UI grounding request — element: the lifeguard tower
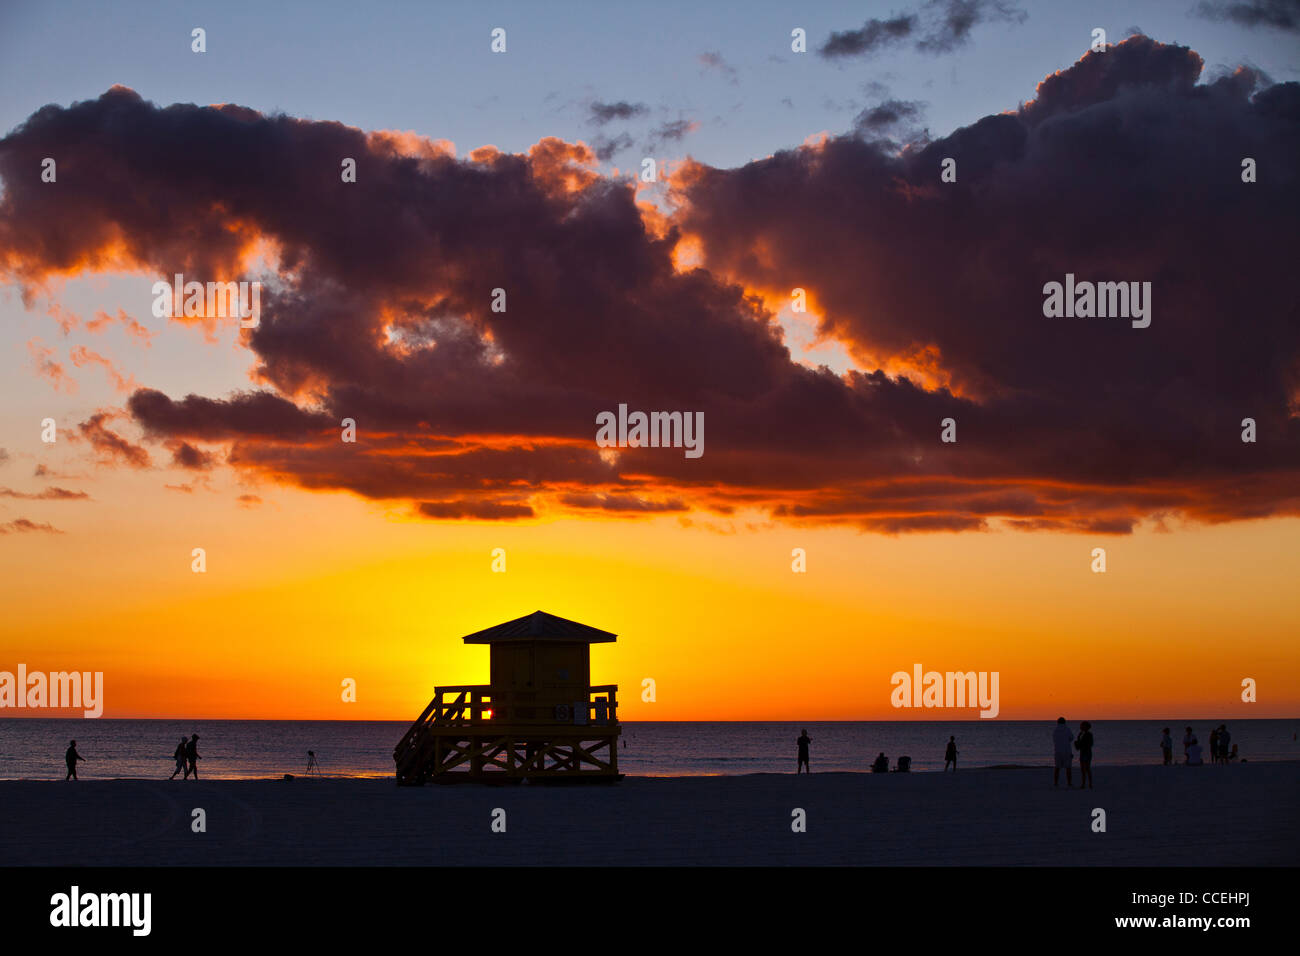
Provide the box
[394,611,621,784]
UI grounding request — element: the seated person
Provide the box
[895,755,911,772]
[1186,741,1203,766]
[871,752,889,773]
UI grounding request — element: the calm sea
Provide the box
[0,718,1295,780]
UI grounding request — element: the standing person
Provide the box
[1183,726,1195,759]
[1052,717,1074,788]
[169,737,187,779]
[1209,727,1220,766]
[1075,722,1095,789]
[184,734,200,780]
[64,740,85,781]
[1218,725,1230,765]
[1160,727,1173,766]
[944,736,958,771]
[306,750,320,775]
[796,729,811,774]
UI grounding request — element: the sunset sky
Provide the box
[1,0,1297,721]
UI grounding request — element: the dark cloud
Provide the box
[169,441,216,470]
[559,493,688,513]
[593,132,634,161]
[821,14,917,58]
[646,119,698,151]
[1019,35,1206,124]
[130,389,333,441]
[1194,0,1300,31]
[671,35,1300,529]
[416,499,535,520]
[853,99,928,139]
[917,0,1026,53]
[820,1,1026,59]
[2,40,1297,533]
[0,518,63,535]
[588,101,649,126]
[77,412,150,469]
[0,486,90,500]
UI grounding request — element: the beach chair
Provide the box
[895,756,912,772]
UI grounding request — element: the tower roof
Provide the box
[460,610,617,644]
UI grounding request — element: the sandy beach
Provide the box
[2,761,1296,866]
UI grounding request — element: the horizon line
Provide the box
[1,715,1292,723]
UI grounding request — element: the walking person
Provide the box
[1052,717,1073,788]
[64,740,85,781]
[306,750,320,776]
[1160,727,1173,765]
[169,737,187,779]
[184,734,200,780]
[944,735,958,771]
[796,729,811,774]
[1075,721,1094,789]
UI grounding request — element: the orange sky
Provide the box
[2,465,1296,720]
[1,79,1297,723]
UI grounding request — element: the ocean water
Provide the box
[0,718,1295,780]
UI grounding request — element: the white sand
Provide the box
[1,762,1295,865]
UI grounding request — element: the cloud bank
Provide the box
[1,36,1297,533]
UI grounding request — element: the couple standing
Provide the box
[169,734,201,779]
[1052,717,1094,789]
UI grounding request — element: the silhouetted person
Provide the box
[796,730,811,774]
[1075,721,1094,789]
[1217,725,1231,765]
[1052,717,1073,788]
[1160,727,1172,766]
[306,750,320,775]
[1209,727,1220,766]
[872,752,889,773]
[1228,743,1239,762]
[184,734,200,779]
[1186,736,1203,765]
[944,736,958,771]
[65,740,84,781]
[1182,726,1194,759]
[169,737,187,779]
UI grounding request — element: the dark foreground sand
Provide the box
[2,762,1296,866]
